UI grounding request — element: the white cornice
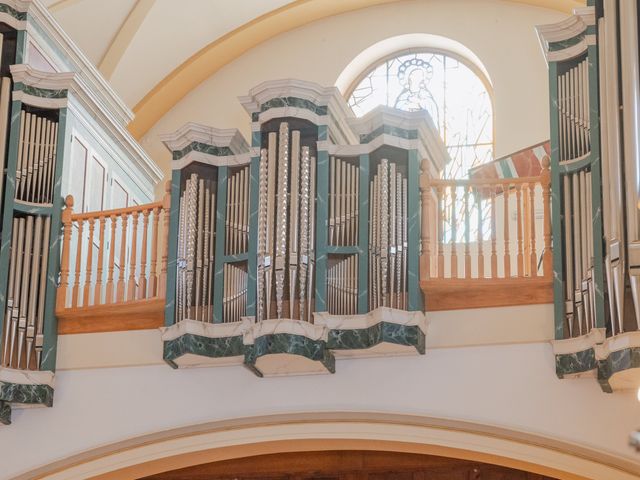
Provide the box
[239,78,359,145]
[535,6,594,63]
[551,327,605,355]
[10,63,73,88]
[160,122,249,154]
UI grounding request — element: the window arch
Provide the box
[347,49,493,179]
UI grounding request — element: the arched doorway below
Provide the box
[140,450,556,480]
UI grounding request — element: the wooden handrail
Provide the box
[69,200,163,222]
[428,175,547,187]
[57,182,171,311]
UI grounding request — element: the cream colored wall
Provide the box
[4,339,640,479]
[140,0,564,184]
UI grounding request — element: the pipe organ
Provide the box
[162,81,444,375]
[537,7,606,341]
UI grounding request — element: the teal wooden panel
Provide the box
[407,149,421,311]
[548,62,566,340]
[40,107,68,372]
[314,150,329,312]
[246,155,259,316]
[163,169,182,326]
[358,154,369,313]
[213,166,228,323]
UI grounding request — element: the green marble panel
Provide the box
[0,381,54,407]
[244,333,335,376]
[597,347,640,394]
[251,97,328,121]
[0,400,10,425]
[163,333,245,369]
[328,322,425,354]
[359,125,418,144]
[549,35,584,52]
[14,83,68,99]
[172,142,234,161]
[555,348,596,379]
[0,3,27,21]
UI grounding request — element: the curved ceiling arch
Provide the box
[127,0,583,140]
[15,413,637,479]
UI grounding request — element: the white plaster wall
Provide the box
[2,342,639,479]
[139,0,564,186]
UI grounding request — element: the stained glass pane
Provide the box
[347,51,493,179]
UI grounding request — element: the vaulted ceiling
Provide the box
[42,0,584,139]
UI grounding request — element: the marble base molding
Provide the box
[552,329,640,393]
[0,367,55,423]
[161,309,427,377]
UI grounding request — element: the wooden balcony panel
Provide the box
[421,277,553,311]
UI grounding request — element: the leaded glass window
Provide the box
[348,51,493,179]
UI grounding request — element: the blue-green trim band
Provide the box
[244,333,336,376]
[0,401,10,425]
[555,348,596,379]
[0,4,27,21]
[163,333,244,369]
[360,125,418,144]
[0,381,54,407]
[328,322,425,354]
[549,34,584,52]
[172,142,234,161]
[251,97,328,122]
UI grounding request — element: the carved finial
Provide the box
[65,195,74,209]
[541,155,550,169]
[165,179,171,194]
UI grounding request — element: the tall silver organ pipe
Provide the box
[557,58,590,162]
[257,121,315,321]
[175,173,217,323]
[223,263,247,323]
[369,159,408,310]
[225,166,250,255]
[329,157,359,246]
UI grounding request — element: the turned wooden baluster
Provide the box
[420,166,431,279]
[529,182,537,276]
[138,208,150,299]
[437,185,445,279]
[148,206,160,297]
[106,214,117,303]
[56,195,74,310]
[71,219,84,308]
[541,156,552,278]
[83,218,95,306]
[159,181,171,297]
[116,213,128,302]
[95,216,106,304]
[127,211,139,300]
[464,185,471,279]
[490,189,497,278]
[450,186,458,278]
[477,187,485,279]
[516,184,524,277]
[522,184,531,276]
[503,185,511,278]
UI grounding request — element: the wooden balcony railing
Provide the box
[419,158,553,310]
[56,183,170,333]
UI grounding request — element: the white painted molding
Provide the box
[160,318,253,342]
[160,122,249,155]
[0,366,54,387]
[550,327,605,355]
[315,306,428,335]
[535,6,594,63]
[239,78,359,146]
[243,318,329,345]
[595,330,640,359]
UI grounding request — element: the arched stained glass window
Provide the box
[347,51,493,179]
